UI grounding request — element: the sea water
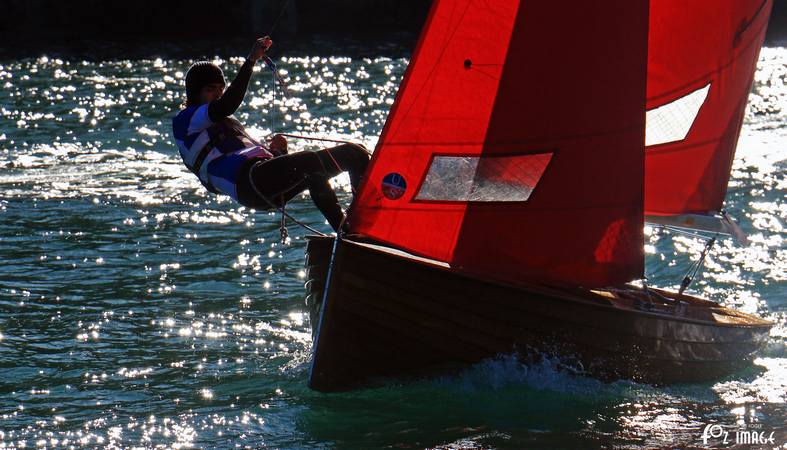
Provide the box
[0,44,784,448]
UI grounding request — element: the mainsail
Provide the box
[644,0,772,229]
[348,0,649,287]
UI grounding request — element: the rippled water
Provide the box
[0,46,784,448]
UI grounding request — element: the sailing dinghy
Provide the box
[304,0,774,391]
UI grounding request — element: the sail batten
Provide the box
[646,213,749,244]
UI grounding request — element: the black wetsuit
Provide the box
[202,59,370,231]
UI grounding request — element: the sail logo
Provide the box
[381,173,407,200]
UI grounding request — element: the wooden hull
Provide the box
[305,236,772,392]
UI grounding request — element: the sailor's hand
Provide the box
[269,134,288,155]
[248,36,273,62]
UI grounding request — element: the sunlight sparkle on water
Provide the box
[0,47,783,448]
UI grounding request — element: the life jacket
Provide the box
[172,105,273,201]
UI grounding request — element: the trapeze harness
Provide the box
[173,104,274,201]
[173,56,366,239]
[172,103,334,238]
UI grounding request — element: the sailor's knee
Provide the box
[342,143,371,163]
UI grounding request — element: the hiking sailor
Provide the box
[172,37,370,232]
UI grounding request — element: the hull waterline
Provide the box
[305,236,772,392]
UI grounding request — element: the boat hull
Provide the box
[305,236,771,392]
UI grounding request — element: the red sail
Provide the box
[645,0,772,216]
[348,0,649,287]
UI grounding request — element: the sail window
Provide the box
[415,153,553,202]
[645,83,710,146]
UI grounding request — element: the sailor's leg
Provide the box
[312,143,371,190]
[246,143,370,192]
[241,152,350,231]
[305,176,344,231]
[239,144,369,230]
[238,158,307,210]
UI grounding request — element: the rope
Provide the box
[654,225,716,240]
[267,0,292,36]
[279,194,289,242]
[263,56,292,97]
[254,27,355,239]
[244,3,343,241]
[270,67,276,134]
[275,133,356,196]
[276,133,355,145]
[247,163,327,239]
[259,48,320,242]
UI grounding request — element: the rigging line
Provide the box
[262,56,292,97]
[248,165,327,237]
[260,84,350,235]
[252,30,360,217]
[267,0,292,36]
[678,234,717,295]
[277,133,354,145]
[256,67,326,239]
[251,3,343,239]
[275,134,357,194]
[322,149,352,194]
[279,194,289,243]
[653,225,718,240]
[259,2,294,102]
[270,66,276,133]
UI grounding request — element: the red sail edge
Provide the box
[349,0,521,262]
[645,0,772,216]
[348,0,649,288]
[451,1,648,287]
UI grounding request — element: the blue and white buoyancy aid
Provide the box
[172,104,273,200]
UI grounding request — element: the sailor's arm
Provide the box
[207,37,272,122]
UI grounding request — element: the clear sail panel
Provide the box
[415,153,553,202]
[645,83,710,147]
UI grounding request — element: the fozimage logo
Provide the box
[701,423,776,446]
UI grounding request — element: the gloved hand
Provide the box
[269,134,288,156]
[248,36,273,62]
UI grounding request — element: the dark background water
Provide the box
[2,0,787,58]
[0,5,785,449]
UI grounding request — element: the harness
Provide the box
[183,118,274,199]
[187,141,220,194]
